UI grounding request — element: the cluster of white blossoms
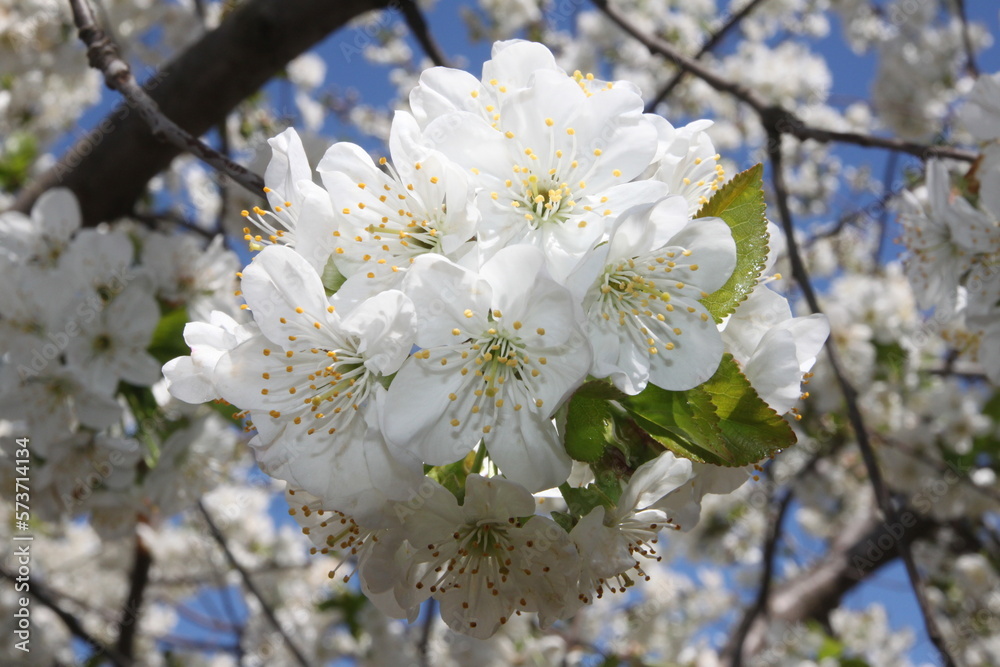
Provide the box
[0,187,244,530]
[166,40,829,637]
[897,71,1000,384]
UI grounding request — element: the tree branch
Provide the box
[198,500,313,667]
[398,0,449,67]
[644,0,770,112]
[418,598,436,667]
[68,0,265,197]
[764,124,957,667]
[592,0,977,163]
[953,0,980,78]
[115,532,153,662]
[722,487,794,666]
[0,565,133,667]
[737,505,939,659]
[12,0,389,226]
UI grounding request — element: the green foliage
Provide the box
[317,590,369,638]
[696,163,769,322]
[561,355,796,480]
[558,466,623,520]
[147,306,190,366]
[622,354,796,466]
[810,620,872,666]
[0,132,38,191]
[564,392,616,462]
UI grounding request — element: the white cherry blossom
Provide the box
[570,197,736,393]
[384,245,591,492]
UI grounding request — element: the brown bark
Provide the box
[12,0,389,226]
[728,506,938,663]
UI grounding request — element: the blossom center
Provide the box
[516,175,576,228]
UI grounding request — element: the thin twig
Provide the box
[0,565,133,667]
[174,600,243,633]
[872,151,898,265]
[883,437,1000,505]
[68,0,265,196]
[417,598,436,667]
[764,125,957,667]
[953,0,980,78]
[198,500,313,667]
[116,532,153,661]
[155,634,242,653]
[130,211,215,239]
[645,0,770,112]
[723,487,794,666]
[592,0,976,163]
[398,0,449,67]
[214,121,231,236]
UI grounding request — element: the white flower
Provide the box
[722,285,829,414]
[65,284,162,394]
[644,117,728,215]
[653,461,751,530]
[58,227,136,301]
[141,234,240,320]
[959,71,1000,142]
[570,197,736,393]
[409,39,562,130]
[0,187,80,263]
[383,474,581,638]
[570,452,693,601]
[0,366,121,449]
[0,255,76,360]
[418,51,663,278]
[897,160,996,315]
[313,111,478,290]
[240,128,335,258]
[163,311,258,404]
[287,52,326,90]
[384,245,591,492]
[212,245,421,510]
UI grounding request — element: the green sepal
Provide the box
[558,467,623,521]
[696,163,769,322]
[550,510,578,533]
[425,448,481,504]
[321,254,348,296]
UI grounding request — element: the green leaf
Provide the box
[321,255,348,296]
[564,393,616,462]
[696,163,769,322]
[317,590,369,638]
[621,354,796,467]
[572,379,628,402]
[146,306,189,366]
[623,385,728,465]
[701,354,798,463]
